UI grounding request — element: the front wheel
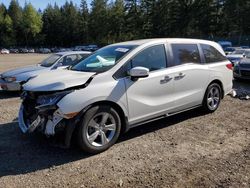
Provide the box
[77,105,121,154]
[202,83,222,113]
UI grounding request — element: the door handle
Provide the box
[174,72,186,80]
[160,76,172,84]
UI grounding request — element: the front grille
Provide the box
[241,70,250,77]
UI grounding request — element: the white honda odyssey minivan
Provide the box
[19,39,233,153]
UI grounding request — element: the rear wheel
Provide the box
[77,105,121,154]
[202,83,222,113]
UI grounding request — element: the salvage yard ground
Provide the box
[0,54,249,187]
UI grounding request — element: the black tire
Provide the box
[77,105,121,154]
[202,83,222,113]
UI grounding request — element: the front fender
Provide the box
[57,79,128,118]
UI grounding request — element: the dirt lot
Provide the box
[0,54,250,188]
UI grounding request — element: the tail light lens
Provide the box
[226,63,233,70]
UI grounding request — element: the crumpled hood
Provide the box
[1,65,46,78]
[23,69,95,91]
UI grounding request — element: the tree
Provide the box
[8,0,22,45]
[140,0,156,38]
[0,3,13,47]
[1,0,250,47]
[223,0,250,44]
[152,0,182,37]
[22,3,43,46]
[60,1,81,46]
[2,15,15,46]
[79,0,89,44]
[89,0,109,43]
[0,3,7,25]
[42,3,63,46]
[124,0,142,40]
[107,0,126,42]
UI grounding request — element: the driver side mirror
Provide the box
[129,66,149,81]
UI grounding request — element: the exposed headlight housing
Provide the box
[4,76,16,82]
[36,90,73,107]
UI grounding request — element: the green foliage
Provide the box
[89,0,109,43]
[42,4,63,46]
[0,3,15,47]
[22,3,42,46]
[107,0,126,42]
[0,0,250,47]
[79,0,89,43]
[60,1,81,46]
[8,0,23,46]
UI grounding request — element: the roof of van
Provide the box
[112,38,225,55]
[113,38,218,46]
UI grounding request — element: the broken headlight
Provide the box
[37,90,73,107]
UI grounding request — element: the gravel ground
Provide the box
[0,54,250,187]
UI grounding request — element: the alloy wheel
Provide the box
[207,86,220,110]
[86,112,116,147]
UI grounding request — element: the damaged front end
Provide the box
[19,90,73,136]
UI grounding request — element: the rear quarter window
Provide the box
[171,44,201,65]
[201,44,227,63]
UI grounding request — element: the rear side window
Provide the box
[62,54,78,66]
[172,44,201,65]
[201,44,227,63]
[130,44,167,71]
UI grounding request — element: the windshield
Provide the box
[71,45,137,73]
[232,50,245,55]
[40,54,62,67]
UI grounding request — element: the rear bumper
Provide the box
[0,78,21,91]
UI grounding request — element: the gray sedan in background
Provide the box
[0,51,91,91]
[234,50,250,80]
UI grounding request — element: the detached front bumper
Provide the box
[0,78,21,91]
[18,104,63,135]
[18,105,30,133]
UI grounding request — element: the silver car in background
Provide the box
[0,51,91,91]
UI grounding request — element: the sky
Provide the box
[1,0,91,10]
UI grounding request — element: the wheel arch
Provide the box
[64,100,129,148]
[207,79,224,99]
[80,100,129,134]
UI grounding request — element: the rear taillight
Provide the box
[226,63,233,70]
